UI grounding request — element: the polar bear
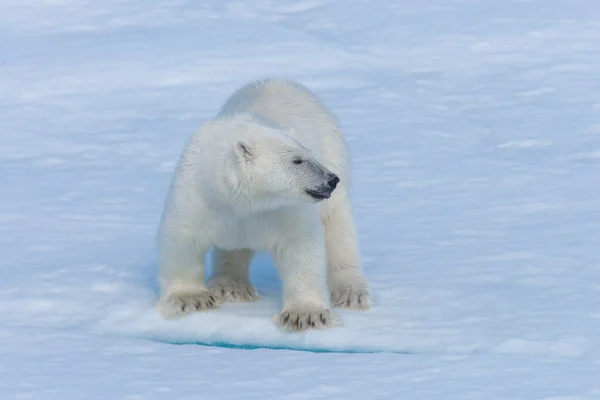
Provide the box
[156,77,371,332]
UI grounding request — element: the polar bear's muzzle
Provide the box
[305,172,339,201]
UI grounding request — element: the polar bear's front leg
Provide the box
[272,238,338,332]
[322,193,372,310]
[156,228,217,319]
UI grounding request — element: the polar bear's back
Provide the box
[216,78,351,182]
[217,78,337,129]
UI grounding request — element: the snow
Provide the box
[1,0,600,398]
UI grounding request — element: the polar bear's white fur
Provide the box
[156,77,371,332]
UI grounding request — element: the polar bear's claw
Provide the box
[330,285,372,310]
[275,307,339,332]
[156,291,218,318]
[209,276,261,303]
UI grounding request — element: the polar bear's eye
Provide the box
[293,158,304,165]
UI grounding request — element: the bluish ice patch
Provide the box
[152,338,412,354]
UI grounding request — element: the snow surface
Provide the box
[2,0,600,398]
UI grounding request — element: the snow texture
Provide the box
[1,0,600,399]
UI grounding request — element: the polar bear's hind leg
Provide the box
[209,248,261,303]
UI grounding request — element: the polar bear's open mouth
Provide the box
[305,188,332,200]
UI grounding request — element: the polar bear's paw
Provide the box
[209,276,261,303]
[156,291,218,319]
[275,306,339,332]
[330,279,372,310]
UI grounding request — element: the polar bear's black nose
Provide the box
[327,174,340,190]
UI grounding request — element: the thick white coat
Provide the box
[156,78,371,331]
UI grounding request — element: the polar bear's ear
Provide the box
[234,139,256,162]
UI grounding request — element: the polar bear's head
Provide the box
[227,126,339,210]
